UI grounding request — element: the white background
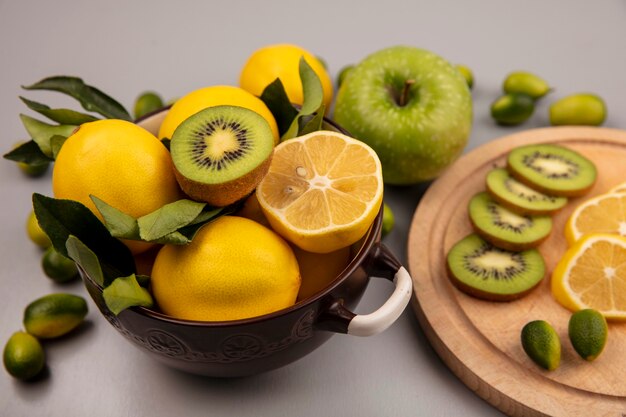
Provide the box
[1,0,625,416]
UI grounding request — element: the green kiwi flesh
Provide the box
[486,168,567,215]
[469,192,552,251]
[507,144,597,197]
[446,234,546,301]
[170,105,274,207]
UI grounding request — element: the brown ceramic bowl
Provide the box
[80,109,413,377]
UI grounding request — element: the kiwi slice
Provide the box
[170,105,274,207]
[507,144,597,197]
[469,192,552,251]
[446,234,545,301]
[486,168,567,215]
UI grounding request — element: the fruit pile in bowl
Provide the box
[4,43,473,377]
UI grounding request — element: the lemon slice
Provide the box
[257,130,383,253]
[565,192,626,245]
[552,233,626,320]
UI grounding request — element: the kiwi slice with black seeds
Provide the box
[469,192,552,251]
[170,105,274,207]
[507,144,597,197]
[446,234,545,301]
[486,168,567,215]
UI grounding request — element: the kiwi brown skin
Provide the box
[445,261,544,302]
[174,153,273,207]
[507,162,596,198]
[468,214,551,252]
[485,180,565,216]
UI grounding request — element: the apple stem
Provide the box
[399,79,415,107]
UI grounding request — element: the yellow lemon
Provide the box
[157,85,279,144]
[235,193,351,300]
[565,192,626,245]
[52,119,182,254]
[552,233,626,320]
[239,44,334,110]
[293,245,351,301]
[256,130,383,253]
[151,216,301,322]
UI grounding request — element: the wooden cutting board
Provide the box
[407,127,626,417]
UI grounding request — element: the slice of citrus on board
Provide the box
[565,192,626,245]
[256,130,383,253]
[552,233,626,320]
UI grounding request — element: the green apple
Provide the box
[334,46,472,184]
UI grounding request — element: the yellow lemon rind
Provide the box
[552,233,626,320]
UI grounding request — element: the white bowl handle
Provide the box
[347,266,412,336]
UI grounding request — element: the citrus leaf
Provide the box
[138,199,206,241]
[20,114,76,158]
[176,204,240,241]
[136,275,151,288]
[187,207,225,226]
[66,235,104,287]
[50,135,67,159]
[154,230,191,245]
[282,57,325,140]
[90,195,140,240]
[3,140,53,165]
[298,56,324,115]
[260,78,299,136]
[32,193,135,285]
[19,97,99,125]
[282,114,300,140]
[102,274,153,315]
[22,76,131,121]
[298,105,326,136]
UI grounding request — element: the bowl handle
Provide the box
[316,243,413,337]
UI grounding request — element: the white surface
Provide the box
[348,267,412,337]
[1,0,625,416]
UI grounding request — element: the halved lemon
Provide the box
[256,130,383,253]
[608,181,626,194]
[552,233,626,320]
[565,192,626,245]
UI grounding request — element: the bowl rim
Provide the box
[84,107,384,328]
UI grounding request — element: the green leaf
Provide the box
[50,135,67,159]
[22,76,131,121]
[19,97,99,125]
[66,235,104,286]
[102,274,153,315]
[175,205,236,241]
[187,207,224,226]
[20,114,76,158]
[282,57,325,140]
[90,196,140,240]
[32,193,135,286]
[298,105,326,136]
[138,199,206,241]
[136,275,151,288]
[260,78,299,136]
[154,230,191,245]
[298,57,324,115]
[3,140,53,165]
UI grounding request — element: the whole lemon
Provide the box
[293,245,351,301]
[151,216,301,322]
[239,44,334,110]
[52,119,182,254]
[157,85,279,143]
